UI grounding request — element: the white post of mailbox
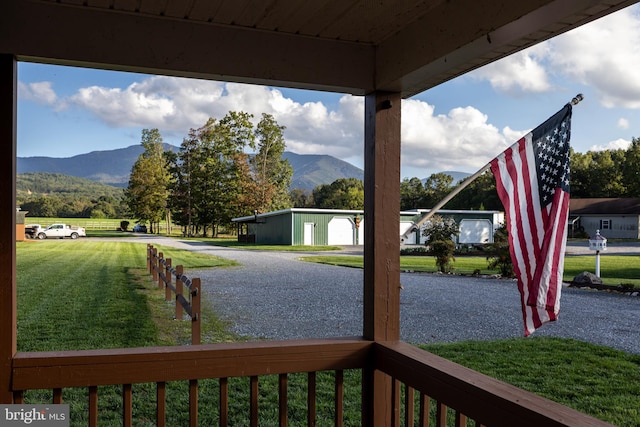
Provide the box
[588,230,607,277]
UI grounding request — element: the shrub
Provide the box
[486,226,514,277]
[431,239,456,273]
[422,215,459,273]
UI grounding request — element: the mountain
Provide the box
[439,171,472,183]
[17,145,364,192]
[17,144,176,187]
[283,152,364,191]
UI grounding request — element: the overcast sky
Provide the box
[17,4,640,180]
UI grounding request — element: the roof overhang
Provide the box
[2,0,638,97]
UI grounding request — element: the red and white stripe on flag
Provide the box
[490,105,572,336]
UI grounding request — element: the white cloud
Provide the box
[400,100,514,178]
[546,6,640,108]
[617,117,630,129]
[23,73,529,178]
[69,77,226,131]
[589,138,631,151]
[467,5,640,109]
[18,81,58,106]
[60,75,365,160]
[470,47,552,95]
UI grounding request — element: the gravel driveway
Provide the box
[141,237,640,355]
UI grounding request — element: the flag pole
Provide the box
[400,94,584,244]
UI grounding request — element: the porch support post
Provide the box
[362,91,401,426]
[0,54,17,403]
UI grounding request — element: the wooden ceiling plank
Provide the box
[186,0,224,22]
[139,0,166,15]
[112,0,139,13]
[233,0,279,27]
[87,0,115,9]
[274,0,334,34]
[298,1,357,37]
[253,0,306,31]
[211,0,252,24]
[163,0,195,19]
[322,0,442,44]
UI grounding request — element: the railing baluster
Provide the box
[53,388,62,403]
[279,373,288,427]
[88,386,98,427]
[220,378,229,427]
[250,376,259,427]
[391,378,400,427]
[308,372,316,426]
[335,370,344,427]
[189,379,198,427]
[405,385,415,427]
[455,411,467,427]
[157,381,166,427]
[123,383,132,427]
[436,401,447,427]
[419,393,430,427]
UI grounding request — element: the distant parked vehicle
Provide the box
[35,224,86,240]
[24,224,43,239]
[133,224,147,233]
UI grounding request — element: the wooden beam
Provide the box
[363,91,401,341]
[12,339,371,390]
[362,91,401,427]
[0,54,17,403]
[375,341,615,427]
[0,1,374,95]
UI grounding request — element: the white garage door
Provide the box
[459,219,493,244]
[328,217,355,245]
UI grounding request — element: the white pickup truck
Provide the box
[35,223,86,240]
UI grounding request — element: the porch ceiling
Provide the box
[1,0,638,97]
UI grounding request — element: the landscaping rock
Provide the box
[572,271,603,286]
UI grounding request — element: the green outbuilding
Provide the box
[232,208,503,246]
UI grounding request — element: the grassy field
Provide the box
[15,240,640,426]
[300,254,640,287]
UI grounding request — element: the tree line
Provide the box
[400,138,640,211]
[17,172,128,218]
[20,125,640,224]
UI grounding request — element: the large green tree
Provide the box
[312,178,364,209]
[423,173,454,207]
[169,113,256,237]
[125,129,171,233]
[251,113,293,212]
[622,137,640,197]
[400,177,427,210]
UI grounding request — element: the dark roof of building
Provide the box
[570,198,640,215]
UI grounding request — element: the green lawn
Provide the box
[16,240,237,351]
[300,254,640,287]
[15,240,640,426]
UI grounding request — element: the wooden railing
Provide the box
[10,339,614,426]
[147,244,201,344]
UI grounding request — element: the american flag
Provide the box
[490,104,572,336]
